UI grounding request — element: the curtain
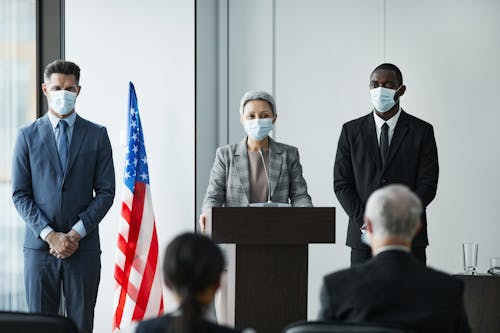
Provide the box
[0,0,37,311]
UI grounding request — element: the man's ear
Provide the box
[395,85,406,99]
[415,221,422,235]
[272,114,277,124]
[42,83,49,97]
[365,217,374,234]
[76,85,82,96]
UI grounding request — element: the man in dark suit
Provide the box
[319,185,470,333]
[334,63,438,265]
[12,60,115,333]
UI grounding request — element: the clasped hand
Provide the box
[46,230,81,259]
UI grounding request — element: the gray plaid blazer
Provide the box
[202,137,312,212]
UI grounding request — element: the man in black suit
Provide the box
[334,63,438,265]
[319,185,470,333]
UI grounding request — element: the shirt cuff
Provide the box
[40,226,54,241]
[72,220,87,238]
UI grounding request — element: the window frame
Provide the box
[36,0,65,118]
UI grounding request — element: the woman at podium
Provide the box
[199,90,313,231]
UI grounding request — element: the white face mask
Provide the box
[370,86,400,113]
[243,118,273,141]
[360,232,371,246]
[49,90,77,116]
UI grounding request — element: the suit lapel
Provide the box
[37,116,63,176]
[64,115,88,182]
[268,138,283,199]
[383,110,409,171]
[234,138,250,202]
[362,114,383,171]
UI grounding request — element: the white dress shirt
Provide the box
[373,245,411,256]
[373,107,401,146]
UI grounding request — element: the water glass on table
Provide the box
[488,257,500,275]
[462,242,478,275]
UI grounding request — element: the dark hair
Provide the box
[163,233,225,333]
[370,63,403,85]
[44,60,81,84]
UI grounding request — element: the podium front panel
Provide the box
[208,207,335,245]
[234,244,308,333]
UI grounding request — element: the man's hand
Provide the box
[46,231,79,259]
[199,213,207,233]
[67,229,82,242]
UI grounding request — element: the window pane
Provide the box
[0,0,37,311]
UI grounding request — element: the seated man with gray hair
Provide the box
[319,184,470,332]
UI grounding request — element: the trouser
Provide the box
[24,248,101,333]
[350,247,427,266]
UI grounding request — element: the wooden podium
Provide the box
[206,207,335,333]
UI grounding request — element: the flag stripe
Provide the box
[117,234,127,254]
[121,202,132,226]
[114,267,124,285]
[114,181,146,328]
[132,224,159,320]
[159,297,164,315]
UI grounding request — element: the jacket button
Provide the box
[380,179,386,184]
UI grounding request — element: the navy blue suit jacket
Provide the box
[12,114,115,250]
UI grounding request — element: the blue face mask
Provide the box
[243,118,273,141]
[360,232,371,246]
[49,90,77,116]
[370,86,400,113]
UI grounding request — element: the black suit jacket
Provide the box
[136,314,242,333]
[319,250,470,333]
[334,110,439,248]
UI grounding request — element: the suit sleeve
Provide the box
[201,147,227,213]
[289,147,313,207]
[318,282,333,320]
[11,128,52,238]
[334,124,364,225]
[414,125,439,208]
[77,127,115,233]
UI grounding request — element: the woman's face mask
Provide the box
[243,118,274,141]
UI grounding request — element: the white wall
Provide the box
[228,0,275,143]
[197,0,500,320]
[65,0,195,332]
[275,0,383,319]
[383,0,500,273]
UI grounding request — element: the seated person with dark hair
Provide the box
[136,233,253,333]
[319,185,470,333]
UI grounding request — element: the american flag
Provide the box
[112,82,164,332]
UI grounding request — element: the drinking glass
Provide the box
[488,257,500,275]
[462,242,478,275]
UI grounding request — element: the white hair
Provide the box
[365,184,422,242]
[239,90,276,115]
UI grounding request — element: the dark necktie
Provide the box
[57,120,69,173]
[380,122,389,165]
